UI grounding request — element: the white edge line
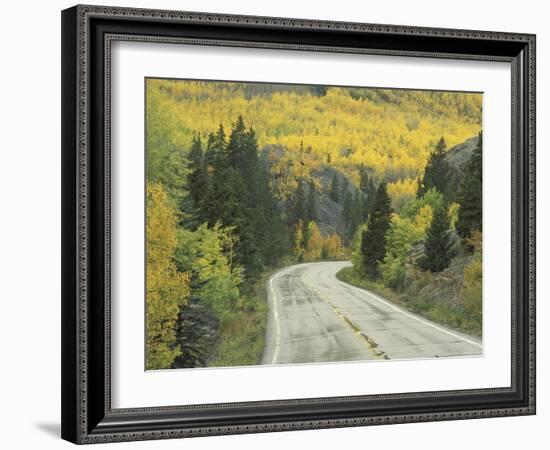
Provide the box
[335,276,482,349]
[269,272,282,364]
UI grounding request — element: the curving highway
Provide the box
[262,261,482,365]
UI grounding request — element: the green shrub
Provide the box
[461,253,482,332]
[380,254,407,291]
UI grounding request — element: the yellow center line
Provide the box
[301,272,387,360]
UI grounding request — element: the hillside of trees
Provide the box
[341,134,483,335]
[147,79,481,195]
[145,79,483,369]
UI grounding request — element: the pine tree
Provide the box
[187,136,207,216]
[352,191,363,233]
[420,203,453,272]
[204,125,227,170]
[329,173,340,202]
[227,118,267,277]
[293,180,306,224]
[202,117,290,276]
[306,180,317,222]
[203,132,217,168]
[227,115,248,170]
[312,85,327,96]
[359,165,370,193]
[261,206,288,266]
[343,190,363,244]
[456,132,482,240]
[360,182,392,279]
[223,170,257,272]
[359,169,377,220]
[417,137,451,200]
[343,190,353,234]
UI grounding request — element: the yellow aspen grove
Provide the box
[323,234,343,259]
[146,79,481,185]
[143,76,485,366]
[304,222,323,261]
[146,183,190,369]
[387,178,417,211]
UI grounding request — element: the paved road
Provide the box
[262,261,482,365]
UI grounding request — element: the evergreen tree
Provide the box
[227,115,248,170]
[360,182,392,279]
[187,136,207,216]
[204,125,227,170]
[342,190,353,225]
[343,190,353,233]
[261,204,288,266]
[202,127,256,273]
[293,180,307,224]
[456,132,482,239]
[359,165,370,193]
[203,132,217,168]
[202,117,290,277]
[342,189,364,243]
[256,156,288,266]
[226,118,266,277]
[417,137,451,200]
[359,167,377,220]
[306,180,317,222]
[420,203,453,272]
[352,191,363,232]
[222,170,258,273]
[312,85,327,96]
[215,124,226,152]
[329,173,340,202]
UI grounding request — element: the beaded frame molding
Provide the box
[61,4,536,444]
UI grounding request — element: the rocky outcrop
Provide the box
[261,145,362,237]
[444,135,479,195]
[403,243,473,309]
[309,166,359,237]
[445,135,479,173]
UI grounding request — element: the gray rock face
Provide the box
[260,134,479,240]
[310,166,360,237]
[315,192,345,237]
[445,135,479,175]
[261,145,362,238]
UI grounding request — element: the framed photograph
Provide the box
[61,5,536,444]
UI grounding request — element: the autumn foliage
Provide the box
[293,220,344,262]
[144,78,484,366]
[146,183,190,369]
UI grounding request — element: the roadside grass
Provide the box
[209,256,336,368]
[208,267,280,367]
[336,267,481,337]
[209,308,266,368]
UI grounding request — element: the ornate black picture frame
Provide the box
[61,4,536,444]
